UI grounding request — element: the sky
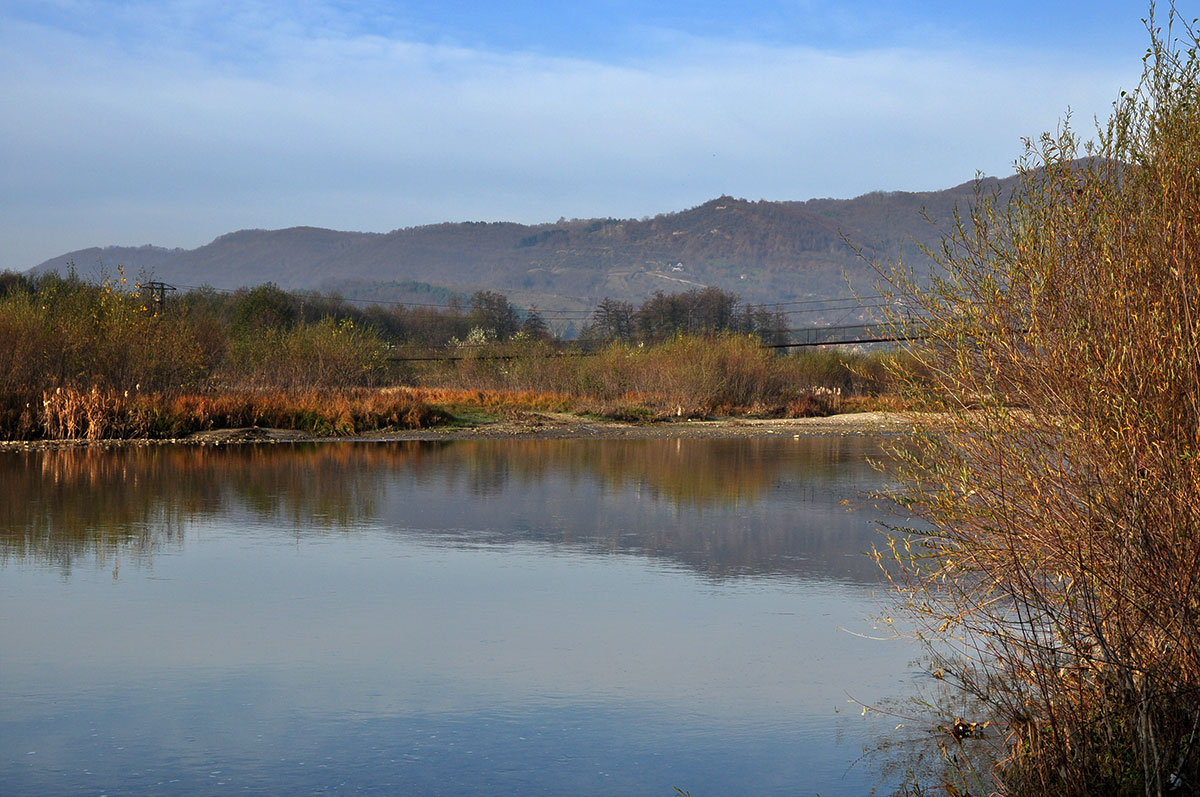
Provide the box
[0,0,1189,271]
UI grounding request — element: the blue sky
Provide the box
[0,1,1187,271]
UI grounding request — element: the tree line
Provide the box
[581,287,788,345]
[0,268,901,440]
[1,270,788,350]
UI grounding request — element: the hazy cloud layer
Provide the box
[1,0,1151,271]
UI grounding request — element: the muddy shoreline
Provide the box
[0,411,918,451]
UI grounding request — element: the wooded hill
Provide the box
[29,173,1017,314]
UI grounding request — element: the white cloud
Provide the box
[0,4,1137,270]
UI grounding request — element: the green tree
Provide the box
[468,290,520,341]
[586,296,634,341]
[519,306,551,340]
[690,286,738,333]
[232,283,297,331]
[634,290,689,340]
[0,270,32,299]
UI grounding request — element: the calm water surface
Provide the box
[0,436,919,795]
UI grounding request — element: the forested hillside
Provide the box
[30,174,1016,313]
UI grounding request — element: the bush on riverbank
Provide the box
[0,270,404,439]
[411,333,909,418]
[880,10,1200,794]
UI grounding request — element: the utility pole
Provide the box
[142,281,176,307]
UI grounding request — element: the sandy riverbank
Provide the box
[0,411,919,451]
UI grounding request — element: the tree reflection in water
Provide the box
[0,436,893,582]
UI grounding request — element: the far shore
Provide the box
[0,410,919,452]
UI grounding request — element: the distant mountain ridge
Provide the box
[29,174,1017,311]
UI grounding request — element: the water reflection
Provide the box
[0,436,914,795]
[0,436,889,582]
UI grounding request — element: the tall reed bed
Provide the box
[34,387,445,440]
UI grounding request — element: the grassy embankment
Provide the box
[0,271,912,441]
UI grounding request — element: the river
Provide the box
[0,436,920,795]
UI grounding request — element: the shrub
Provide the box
[221,316,386,390]
[878,9,1200,794]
